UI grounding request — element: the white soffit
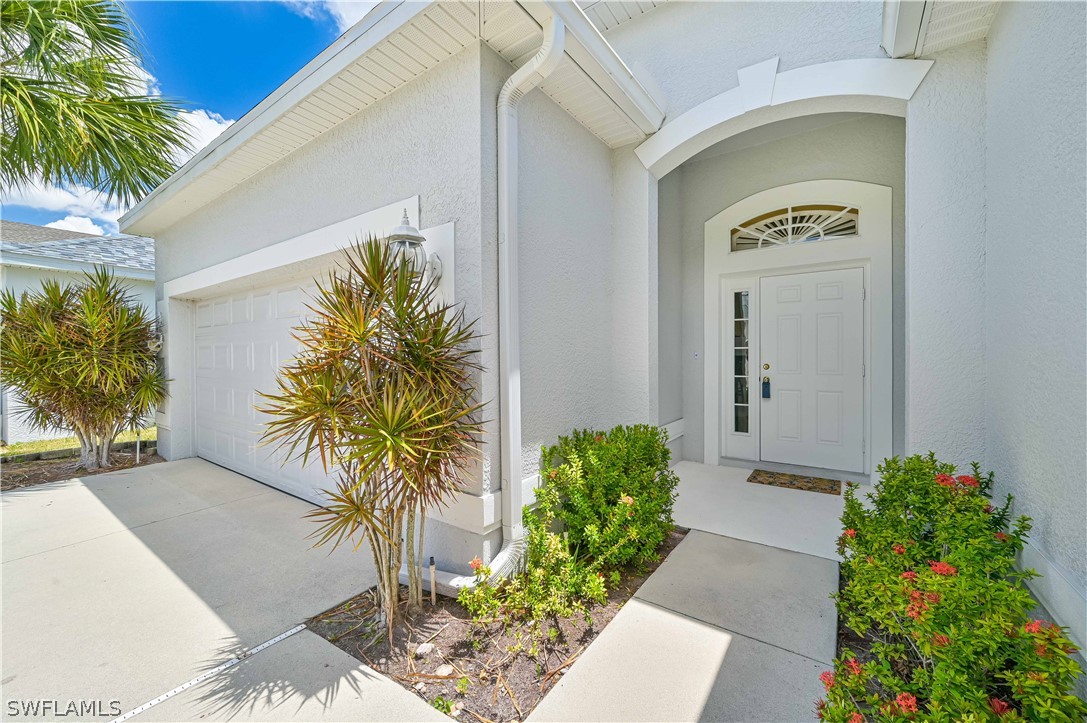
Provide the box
[881,0,999,58]
[121,0,663,236]
[577,0,667,32]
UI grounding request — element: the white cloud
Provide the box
[282,1,379,32]
[44,215,106,236]
[176,109,234,165]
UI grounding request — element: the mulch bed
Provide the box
[0,451,165,491]
[747,468,844,495]
[309,527,688,722]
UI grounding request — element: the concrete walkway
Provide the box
[531,531,837,722]
[531,465,842,723]
[1,459,442,722]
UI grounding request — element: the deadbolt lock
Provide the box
[762,363,770,370]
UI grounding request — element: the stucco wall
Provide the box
[904,41,988,466]
[517,80,617,480]
[1,265,155,444]
[984,1,1086,644]
[657,114,906,462]
[149,43,502,573]
[604,1,885,118]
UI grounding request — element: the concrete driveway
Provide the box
[1,458,443,722]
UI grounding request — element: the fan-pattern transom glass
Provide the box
[730,205,859,251]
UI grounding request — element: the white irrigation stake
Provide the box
[135,429,141,464]
[110,624,305,723]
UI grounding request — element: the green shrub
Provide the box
[459,424,678,624]
[539,425,679,569]
[819,454,1086,722]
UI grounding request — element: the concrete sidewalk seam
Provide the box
[633,596,837,667]
[683,527,843,564]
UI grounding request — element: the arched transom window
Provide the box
[730,204,859,251]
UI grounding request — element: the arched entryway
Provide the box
[702,180,893,477]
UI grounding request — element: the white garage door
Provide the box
[193,278,331,504]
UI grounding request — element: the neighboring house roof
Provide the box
[120,0,665,236]
[1,233,154,278]
[0,220,101,243]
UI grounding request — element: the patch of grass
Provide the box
[1,426,157,456]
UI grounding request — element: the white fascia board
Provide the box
[530,1,665,134]
[881,0,929,58]
[120,1,432,236]
[0,253,154,281]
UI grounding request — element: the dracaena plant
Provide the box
[258,238,484,639]
[0,268,166,469]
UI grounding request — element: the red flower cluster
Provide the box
[906,590,929,620]
[848,713,863,723]
[935,473,956,488]
[932,633,950,647]
[1024,619,1043,634]
[995,531,1009,542]
[846,658,863,676]
[843,528,857,538]
[956,474,979,488]
[928,560,957,576]
[893,543,906,555]
[989,698,1012,716]
[469,556,483,572]
[900,570,918,581]
[819,671,835,691]
[594,434,605,443]
[896,692,918,713]
[925,591,942,603]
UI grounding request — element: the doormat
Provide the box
[746,469,843,496]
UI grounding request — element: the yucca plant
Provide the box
[259,239,484,639]
[0,268,166,469]
[1,0,191,205]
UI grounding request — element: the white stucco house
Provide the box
[0,221,156,444]
[118,1,1085,648]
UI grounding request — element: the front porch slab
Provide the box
[672,460,849,560]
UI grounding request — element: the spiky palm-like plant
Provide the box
[259,239,484,639]
[0,268,167,468]
[1,0,191,205]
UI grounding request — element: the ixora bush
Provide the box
[259,239,483,640]
[0,269,166,469]
[819,454,1086,722]
[460,424,678,624]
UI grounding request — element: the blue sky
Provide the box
[1,1,377,236]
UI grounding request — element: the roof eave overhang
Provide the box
[1,252,155,281]
[120,1,427,236]
[533,1,664,134]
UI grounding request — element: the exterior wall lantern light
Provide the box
[388,210,442,282]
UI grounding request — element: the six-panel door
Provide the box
[758,268,865,472]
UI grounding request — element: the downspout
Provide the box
[489,16,566,578]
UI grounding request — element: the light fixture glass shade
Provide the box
[387,209,428,272]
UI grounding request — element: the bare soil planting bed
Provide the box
[309,527,688,722]
[0,451,165,491]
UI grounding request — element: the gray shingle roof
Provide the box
[1,234,154,272]
[0,219,101,243]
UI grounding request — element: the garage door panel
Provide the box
[193,280,330,505]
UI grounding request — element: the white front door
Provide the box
[759,268,865,472]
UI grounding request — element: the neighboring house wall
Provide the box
[151,42,499,572]
[657,114,907,462]
[1,264,155,444]
[984,1,1086,647]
